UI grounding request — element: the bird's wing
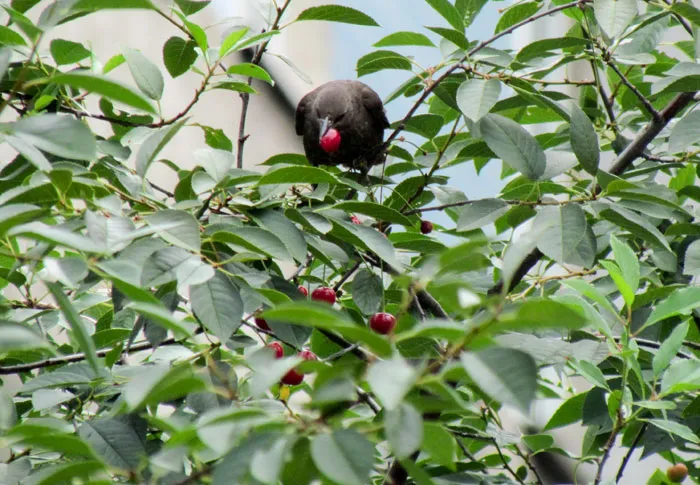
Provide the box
[360,85,390,129]
[295,92,312,136]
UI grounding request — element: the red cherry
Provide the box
[350,215,361,224]
[267,342,284,359]
[255,317,270,331]
[311,287,336,305]
[299,350,317,361]
[369,312,396,335]
[320,128,341,153]
[420,220,434,234]
[281,369,304,385]
[298,285,308,297]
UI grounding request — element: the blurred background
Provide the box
[1,0,684,483]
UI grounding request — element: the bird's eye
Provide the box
[335,113,346,122]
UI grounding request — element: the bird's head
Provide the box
[318,115,342,154]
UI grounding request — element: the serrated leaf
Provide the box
[351,269,383,314]
[43,72,155,113]
[329,201,414,226]
[227,63,273,84]
[10,114,96,161]
[456,198,509,231]
[535,204,596,267]
[456,78,501,123]
[146,209,200,252]
[310,430,375,485]
[190,271,243,341]
[367,355,416,410]
[425,0,464,31]
[642,287,700,331]
[78,418,146,471]
[123,47,163,100]
[258,166,341,185]
[594,0,637,38]
[374,31,435,47]
[569,103,599,174]
[653,320,689,378]
[461,348,537,413]
[495,1,540,34]
[296,5,379,26]
[478,114,546,180]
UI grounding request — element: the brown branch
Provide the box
[594,410,624,485]
[403,197,589,215]
[616,422,647,483]
[237,0,291,169]
[0,335,181,375]
[603,53,660,121]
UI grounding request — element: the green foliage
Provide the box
[0,0,699,484]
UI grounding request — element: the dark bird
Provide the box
[295,80,390,172]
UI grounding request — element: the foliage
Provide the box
[0,0,700,484]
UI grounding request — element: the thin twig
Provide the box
[616,422,647,483]
[594,410,624,485]
[494,441,526,485]
[381,0,592,151]
[237,0,291,169]
[333,260,362,292]
[603,54,660,121]
[403,197,589,215]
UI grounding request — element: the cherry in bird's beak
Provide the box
[319,116,341,153]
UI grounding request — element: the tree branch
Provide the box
[603,53,660,121]
[236,0,291,169]
[616,422,647,483]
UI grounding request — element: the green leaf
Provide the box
[146,209,200,252]
[669,110,700,154]
[367,355,417,410]
[227,63,274,85]
[219,27,249,58]
[255,209,307,262]
[571,359,609,389]
[456,198,509,231]
[123,363,204,410]
[477,114,546,180]
[8,222,105,253]
[599,204,673,254]
[44,256,88,288]
[535,204,596,268]
[10,114,97,161]
[163,36,197,78]
[661,359,700,395]
[461,348,537,413]
[671,3,700,27]
[610,235,640,296]
[385,403,423,459]
[421,423,456,468]
[645,419,700,444]
[251,435,293,484]
[494,299,588,333]
[50,39,90,65]
[73,0,154,9]
[495,1,540,34]
[374,31,435,47]
[357,50,412,77]
[0,25,27,46]
[351,269,382,314]
[123,48,164,100]
[0,321,49,353]
[544,392,586,430]
[516,36,590,63]
[47,282,101,374]
[296,5,380,26]
[176,13,207,51]
[128,302,191,339]
[643,287,700,331]
[78,418,146,471]
[333,219,401,269]
[174,0,209,16]
[258,166,341,185]
[425,0,465,31]
[569,103,599,174]
[594,0,637,38]
[328,201,414,226]
[682,239,700,276]
[212,227,293,263]
[310,430,375,485]
[136,118,188,177]
[44,72,155,113]
[653,320,689,378]
[456,78,501,122]
[190,271,243,341]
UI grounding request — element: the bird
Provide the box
[295,80,390,172]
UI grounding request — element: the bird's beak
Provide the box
[319,117,332,140]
